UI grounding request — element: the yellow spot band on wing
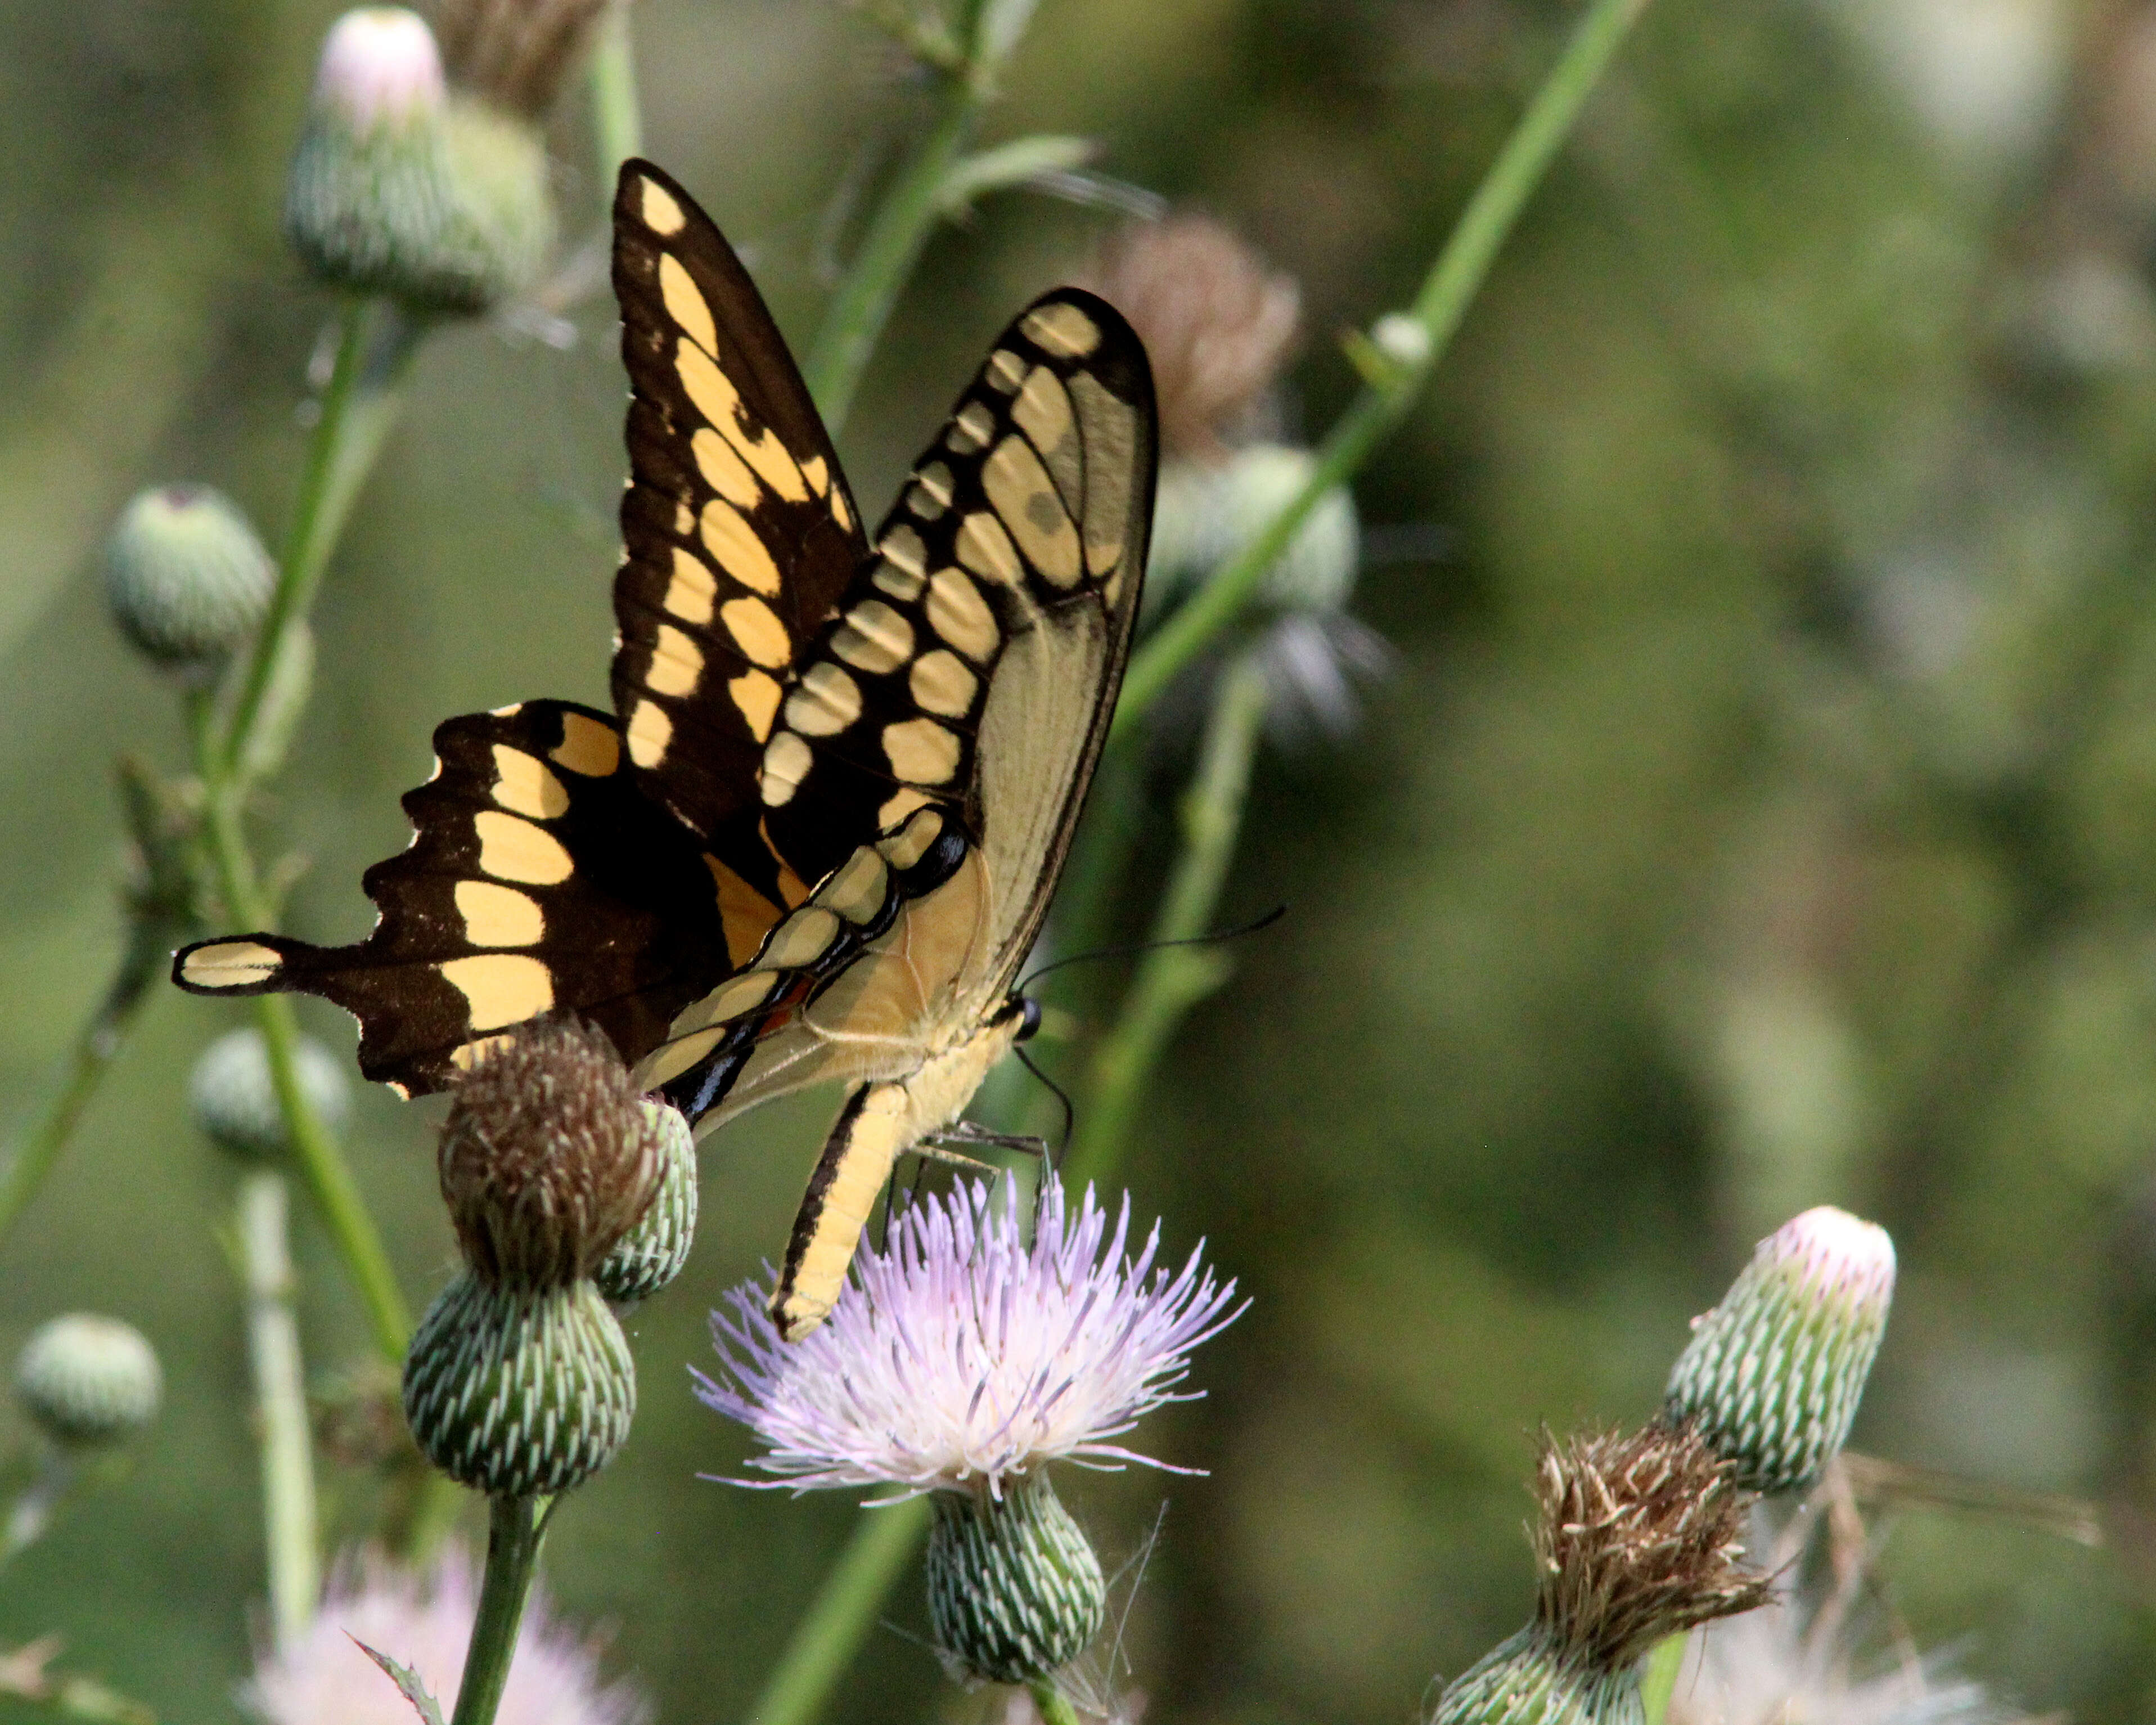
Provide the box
[439,954,555,1032]
[489,747,569,820]
[473,811,573,885]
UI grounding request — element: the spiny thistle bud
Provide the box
[1663,1206,1896,1494]
[1429,1625,1642,1725]
[188,1027,353,1165]
[402,1273,634,1497]
[926,1473,1107,1686]
[435,1017,663,1290]
[1431,1425,1768,1725]
[1149,442,1359,614]
[285,8,553,316]
[403,1020,656,1496]
[102,485,274,673]
[16,1315,161,1448]
[592,1101,697,1306]
[1085,214,1300,462]
[436,0,614,117]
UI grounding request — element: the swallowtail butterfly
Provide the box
[175,160,1157,1337]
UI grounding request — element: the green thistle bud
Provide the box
[1430,1425,1767,1724]
[1663,1205,1896,1494]
[102,485,273,673]
[1430,1625,1641,1725]
[592,1102,697,1306]
[402,1271,633,1496]
[926,1472,1106,1686]
[16,1315,161,1448]
[285,8,553,315]
[1147,443,1359,615]
[188,1027,353,1165]
[403,1019,657,1495]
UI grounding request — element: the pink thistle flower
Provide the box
[241,1543,645,1725]
[696,1177,1243,1500]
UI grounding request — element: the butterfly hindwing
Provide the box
[611,159,866,880]
[173,701,759,1095]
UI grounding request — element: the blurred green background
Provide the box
[3,0,2155,1718]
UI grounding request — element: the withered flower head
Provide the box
[437,1017,663,1289]
[1533,1422,1772,1670]
[1083,214,1300,462]
[434,0,614,116]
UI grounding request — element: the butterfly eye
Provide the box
[1014,996,1043,1043]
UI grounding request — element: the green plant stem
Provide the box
[803,78,980,433]
[237,1169,319,1647]
[0,764,195,1247]
[744,1499,931,1725]
[218,298,416,780]
[450,1495,545,1725]
[191,699,411,1362]
[1028,1679,1081,1725]
[1638,1632,1686,1723]
[1110,0,1651,736]
[1068,652,1268,1187]
[0,1013,138,1249]
[587,2,642,207]
[1,1454,76,1566]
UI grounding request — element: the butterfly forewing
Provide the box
[610,161,866,885]
[640,288,1156,1126]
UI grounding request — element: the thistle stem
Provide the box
[587,1,643,209]
[802,76,980,432]
[450,1494,546,1725]
[1,1453,76,1565]
[1639,1632,1687,1724]
[1028,1680,1082,1725]
[742,1498,931,1725]
[238,1169,319,1647]
[0,999,139,1248]
[192,670,411,1363]
[1110,0,1652,736]
[219,298,417,781]
[1068,651,1269,1187]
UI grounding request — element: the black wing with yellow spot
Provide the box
[173,702,737,1093]
[171,159,1158,1232]
[610,159,865,895]
[631,288,1156,1134]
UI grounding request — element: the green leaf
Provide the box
[353,1638,448,1725]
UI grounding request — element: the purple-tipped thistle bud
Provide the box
[1430,1426,1768,1724]
[1663,1206,1896,1494]
[286,8,552,316]
[592,1100,697,1306]
[102,485,274,675]
[403,1019,661,1497]
[16,1315,161,1449]
[926,1472,1107,1687]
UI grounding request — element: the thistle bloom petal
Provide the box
[696,1177,1243,1498]
[241,1543,644,1725]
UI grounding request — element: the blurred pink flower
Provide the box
[242,1543,645,1725]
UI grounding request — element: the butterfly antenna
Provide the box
[1017,903,1288,995]
[1012,1045,1076,1165]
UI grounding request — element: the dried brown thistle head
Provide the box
[433,0,614,116]
[1533,1419,1773,1670]
[1082,214,1300,462]
[436,1016,663,1288]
